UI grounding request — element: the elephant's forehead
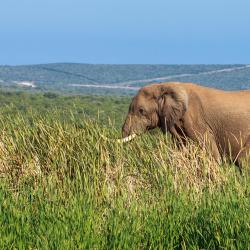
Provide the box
[133,94,147,106]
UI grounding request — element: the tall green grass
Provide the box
[0,109,249,249]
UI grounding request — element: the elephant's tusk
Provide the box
[116,134,136,143]
[100,133,136,143]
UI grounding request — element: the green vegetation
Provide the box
[0,91,249,249]
[0,91,130,126]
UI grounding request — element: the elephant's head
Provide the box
[121,83,188,140]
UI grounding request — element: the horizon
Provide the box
[1,62,249,67]
[1,0,250,65]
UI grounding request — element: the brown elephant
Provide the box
[121,82,250,166]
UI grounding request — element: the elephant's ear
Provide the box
[158,85,188,130]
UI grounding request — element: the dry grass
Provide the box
[0,113,244,195]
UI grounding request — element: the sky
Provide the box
[0,0,250,65]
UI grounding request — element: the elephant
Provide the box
[121,82,250,167]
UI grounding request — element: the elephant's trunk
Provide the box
[122,114,135,138]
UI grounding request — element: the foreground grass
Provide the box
[0,108,249,249]
[0,92,249,249]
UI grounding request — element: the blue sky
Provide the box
[0,0,249,65]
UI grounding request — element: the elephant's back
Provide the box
[185,83,250,105]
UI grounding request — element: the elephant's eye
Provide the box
[139,107,146,115]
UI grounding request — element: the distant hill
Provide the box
[0,63,250,95]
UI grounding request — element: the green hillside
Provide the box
[1,63,250,94]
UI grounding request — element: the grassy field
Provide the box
[0,91,249,249]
